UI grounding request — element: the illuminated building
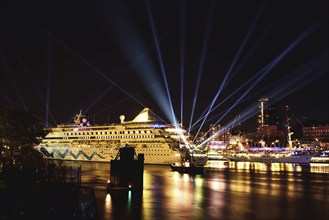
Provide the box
[302,125,329,142]
[256,98,286,144]
[267,105,286,130]
[209,124,221,141]
[193,131,207,144]
[257,97,269,127]
[256,125,285,144]
[209,124,231,143]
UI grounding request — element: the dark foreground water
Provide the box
[59,161,329,220]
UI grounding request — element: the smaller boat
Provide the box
[226,150,312,164]
[170,163,205,174]
[170,151,205,174]
[207,150,229,161]
[311,151,329,163]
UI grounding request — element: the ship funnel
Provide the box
[120,115,125,123]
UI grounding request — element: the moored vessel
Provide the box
[207,150,230,161]
[34,108,207,165]
[224,114,313,164]
[170,163,205,174]
[226,149,312,164]
[310,151,329,163]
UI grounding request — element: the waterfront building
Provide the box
[302,125,329,148]
[256,125,285,144]
[192,131,207,143]
[209,124,221,141]
[256,98,289,145]
[209,124,231,143]
[267,105,287,130]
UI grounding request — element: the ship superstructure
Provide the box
[35,108,207,165]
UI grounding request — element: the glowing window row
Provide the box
[63,130,153,136]
[94,135,155,139]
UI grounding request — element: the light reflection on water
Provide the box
[56,160,329,220]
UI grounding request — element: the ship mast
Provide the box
[285,106,293,150]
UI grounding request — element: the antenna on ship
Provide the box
[74,110,83,125]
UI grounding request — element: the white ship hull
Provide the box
[35,144,180,165]
[34,108,201,165]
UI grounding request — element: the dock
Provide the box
[107,144,144,193]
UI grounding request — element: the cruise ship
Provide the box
[34,108,208,165]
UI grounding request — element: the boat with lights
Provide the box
[170,163,205,174]
[207,150,230,161]
[225,119,312,164]
[34,108,208,165]
[170,151,206,174]
[310,151,329,163]
[225,148,312,164]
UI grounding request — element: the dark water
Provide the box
[61,161,329,220]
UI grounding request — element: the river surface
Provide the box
[59,161,329,220]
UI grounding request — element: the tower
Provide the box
[257,97,269,128]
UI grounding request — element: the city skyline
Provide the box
[1,1,328,134]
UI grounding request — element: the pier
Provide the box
[107,144,144,194]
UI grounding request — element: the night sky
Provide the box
[1,1,328,133]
